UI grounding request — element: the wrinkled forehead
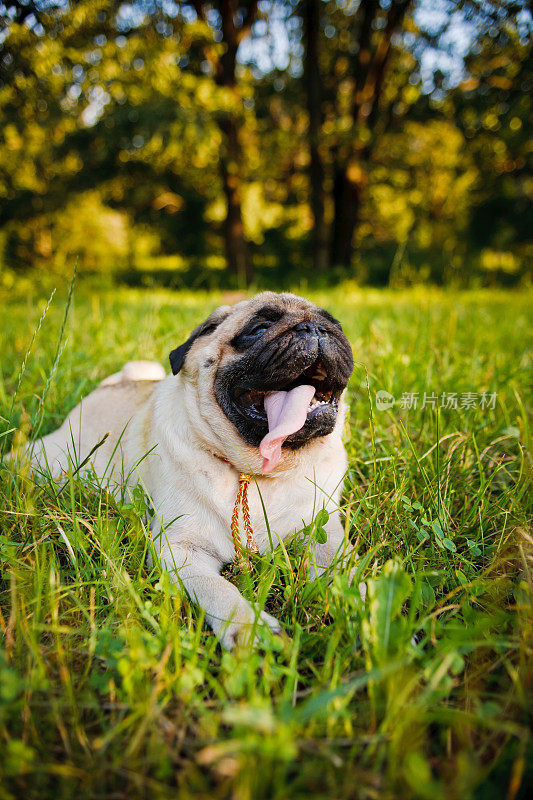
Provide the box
[250,291,314,313]
[229,292,316,327]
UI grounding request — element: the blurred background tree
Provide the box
[0,0,531,288]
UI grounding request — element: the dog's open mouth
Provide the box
[232,358,340,422]
[231,358,342,473]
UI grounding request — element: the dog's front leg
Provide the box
[159,544,281,649]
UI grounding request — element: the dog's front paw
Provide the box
[211,603,282,650]
[258,609,283,637]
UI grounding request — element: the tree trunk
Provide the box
[330,159,365,268]
[189,1,256,284]
[219,116,250,286]
[213,0,256,286]
[304,0,328,271]
[329,0,411,270]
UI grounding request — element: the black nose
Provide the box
[294,321,325,335]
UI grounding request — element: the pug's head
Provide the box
[169,292,353,471]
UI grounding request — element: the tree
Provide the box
[186,1,259,284]
[450,21,532,258]
[0,0,530,285]
[298,0,413,271]
[0,0,260,283]
[303,0,328,272]
[329,0,412,269]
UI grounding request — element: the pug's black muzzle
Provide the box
[215,323,354,449]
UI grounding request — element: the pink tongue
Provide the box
[259,385,316,473]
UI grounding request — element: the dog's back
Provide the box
[14,361,165,483]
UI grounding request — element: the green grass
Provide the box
[0,282,531,800]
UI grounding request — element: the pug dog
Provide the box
[23,292,357,649]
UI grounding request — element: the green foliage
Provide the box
[0,1,530,285]
[0,283,531,798]
[450,23,532,255]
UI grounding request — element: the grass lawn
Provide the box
[0,282,531,800]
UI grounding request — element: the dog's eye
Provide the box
[231,314,280,350]
[250,323,269,337]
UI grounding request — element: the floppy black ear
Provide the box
[169,313,226,375]
[318,308,343,330]
[169,337,195,375]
